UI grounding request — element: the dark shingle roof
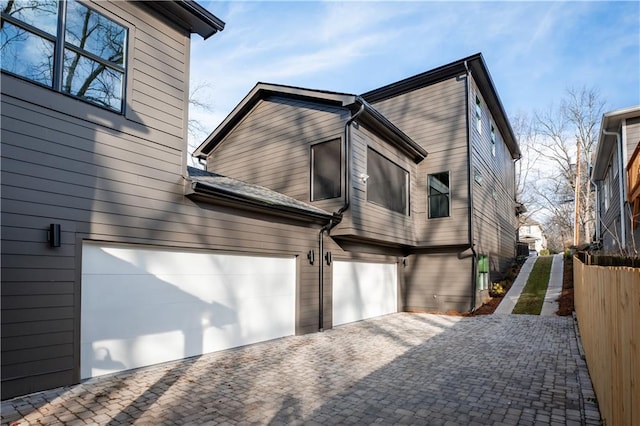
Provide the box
[186,167,333,222]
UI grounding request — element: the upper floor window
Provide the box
[428,171,450,218]
[475,95,482,134]
[1,0,127,112]
[367,147,408,215]
[490,124,496,156]
[311,138,341,201]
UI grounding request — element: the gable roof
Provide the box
[185,167,334,224]
[193,83,427,162]
[592,105,640,181]
[142,1,225,39]
[361,53,520,160]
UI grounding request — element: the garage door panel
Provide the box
[333,261,397,326]
[81,243,295,380]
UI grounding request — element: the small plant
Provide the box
[489,281,506,297]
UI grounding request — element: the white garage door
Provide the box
[332,261,398,326]
[81,242,296,379]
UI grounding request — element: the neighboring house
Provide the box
[0,0,520,400]
[592,106,640,254]
[194,53,522,314]
[518,222,547,253]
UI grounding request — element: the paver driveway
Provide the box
[1,313,600,425]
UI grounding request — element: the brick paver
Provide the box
[1,313,600,425]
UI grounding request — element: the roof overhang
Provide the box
[362,53,520,160]
[193,83,427,162]
[185,167,335,224]
[592,106,640,181]
[139,1,225,39]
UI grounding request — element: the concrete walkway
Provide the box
[493,255,537,314]
[1,313,600,425]
[495,254,564,316]
[540,254,564,316]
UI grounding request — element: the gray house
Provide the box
[0,0,519,400]
[195,53,522,314]
[592,106,640,254]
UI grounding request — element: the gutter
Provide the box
[602,129,626,250]
[317,101,366,331]
[464,60,478,312]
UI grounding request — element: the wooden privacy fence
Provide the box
[573,256,640,426]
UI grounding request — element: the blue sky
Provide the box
[189,1,639,137]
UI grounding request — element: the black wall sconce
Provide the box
[325,251,332,266]
[307,250,315,265]
[48,223,61,248]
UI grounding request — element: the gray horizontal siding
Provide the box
[468,79,517,271]
[403,252,473,312]
[336,126,416,246]
[370,77,469,246]
[1,2,325,400]
[207,96,347,204]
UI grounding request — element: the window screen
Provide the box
[311,139,341,201]
[428,172,450,218]
[367,147,408,215]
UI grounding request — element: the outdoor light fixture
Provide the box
[325,251,332,266]
[307,250,315,265]
[48,223,61,248]
[360,173,369,183]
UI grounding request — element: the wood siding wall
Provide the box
[369,77,470,246]
[468,79,517,279]
[600,144,623,252]
[0,1,326,399]
[627,118,640,250]
[206,95,348,213]
[333,125,417,246]
[402,252,473,312]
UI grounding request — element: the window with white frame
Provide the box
[1,0,127,112]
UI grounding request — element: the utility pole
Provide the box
[574,138,581,246]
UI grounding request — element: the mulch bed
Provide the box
[556,257,574,316]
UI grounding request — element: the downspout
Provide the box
[603,129,626,251]
[464,60,478,312]
[318,101,366,331]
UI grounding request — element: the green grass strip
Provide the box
[512,256,553,315]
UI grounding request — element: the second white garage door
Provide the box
[332,261,398,326]
[81,242,296,379]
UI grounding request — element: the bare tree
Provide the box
[187,80,216,168]
[512,112,544,226]
[532,86,605,247]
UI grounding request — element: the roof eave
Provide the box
[186,180,334,224]
[141,1,225,39]
[362,53,520,160]
[592,106,640,180]
[194,83,357,159]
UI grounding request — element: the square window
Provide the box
[367,147,408,215]
[1,0,127,112]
